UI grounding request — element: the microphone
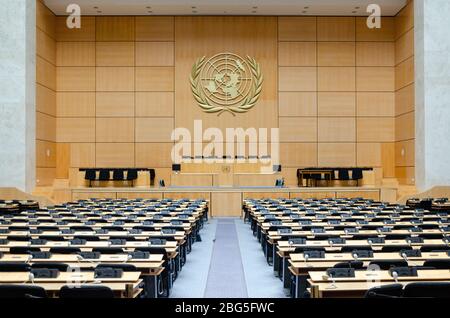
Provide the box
[29,272,35,285]
[123,254,132,263]
[392,270,399,283]
[401,252,409,262]
[352,252,359,260]
[329,273,337,289]
[304,253,311,267]
[76,254,98,265]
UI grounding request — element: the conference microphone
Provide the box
[123,254,132,263]
[392,270,399,283]
[28,272,35,285]
[76,254,98,265]
[329,273,337,289]
[401,252,409,262]
[352,252,359,260]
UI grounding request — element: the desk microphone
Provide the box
[304,253,309,265]
[368,239,373,246]
[76,254,98,265]
[28,272,35,285]
[444,238,450,246]
[401,252,409,262]
[329,273,337,289]
[392,271,399,283]
[123,254,132,263]
[352,252,359,260]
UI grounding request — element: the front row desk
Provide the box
[0,198,208,298]
[244,198,450,298]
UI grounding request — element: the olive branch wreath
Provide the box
[189,55,263,116]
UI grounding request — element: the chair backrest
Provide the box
[31,263,69,271]
[59,285,114,298]
[351,168,363,180]
[96,264,137,271]
[126,169,138,180]
[423,260,450,269]
[381,245,413,252]
[98,169,110,181]
[112,169,124,181]
[0,262,30,272]
[92,247,124,254]
[333,261,364,270]
[49,247,81,254]
[364,284,403,298]
[84,169,96,181]
[9,247,41,254]
[420,245,450,252]
[341,245,373,253]
[403,282,450,298]
[368,260,408,270]
[338,169,350,180]
[0,285,47,298]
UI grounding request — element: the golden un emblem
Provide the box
[190,52,263,115]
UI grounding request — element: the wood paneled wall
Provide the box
[48,12,414,187]
[36,0,56,186]
[395,0,415,185]
[278,16,396,183]
[55,16,175,182]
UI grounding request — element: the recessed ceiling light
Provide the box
[192,10,197,13]
[146,6,151,9]
[252,10,257,13]
[304,6,309,9]
[355,6,360,9]
[192,6,196,9]
[352,11,357,13]
[93,6,98,9]
[253,6,258,9]
[97,10,102,13]
[148,11,153,13]
[302,10,307,14]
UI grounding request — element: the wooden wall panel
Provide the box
[278,17,317,41]
[135,143,174,168]
[96,42,135,66]
[356,42,395,66]
[395,139,415,167]
[136,42,174,66]
[279,67,317,91]
[317,17,355,41]
[37,28,56,64]
[57,92,95,117]
[356,67,395,92]
[135,17,174,41]
[70,143,96,168]
[56,17,96,41]
[395,56,415,90]
[36,140,56,168]
[395,29,414,64]
[279,92,317,117]
[279,118,317,142]
[357,118,395,142]
[395,112,415,142]
[395,84,415,116]
[36,112,56,142]
[357,143,382,167]
[56,42,95,66]
[135,118,174,142]
[56,67,95,91]
[96,67,135,91]
[56,143,70,178]
[318,42,355,66]
[318,143,356,167]
[135,92,174,117]
[395,1,414,39]
[96,92,135,117]
[318,118,356,142]
[96,118,134,143]
[57,118,95,142]
[95,143,135,167]
[318,93,355,117]
[136,67,174,91]
[96,17,135,41]
[36,56,56,90]
[36,0,55,39]
[280,143,317,167]
[356,17,395,41]
[278,42,316,66]
[318,67,355,91]
[36,84,56,116]
[356,92,395,117]
[36,168,56,187]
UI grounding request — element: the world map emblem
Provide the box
[190,52,263,116]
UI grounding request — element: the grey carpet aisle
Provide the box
[203,218,248,298]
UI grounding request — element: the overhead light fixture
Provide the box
[304,6,309,9]
[93,6,99,9]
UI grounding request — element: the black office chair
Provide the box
[341,245,373,253]
[420,245,450,252]
[96,264,137,272]
[423,260,450,269]
[368,260,408,270]
[333,261,364,270]
[113,169,125,182]
[92,247,124,254]
[351,168,363,186]
[49,247,81,254]
[0,285,47,298]
[0,263,30,272]
[381,245,412,252]
[364,284,403,298]
[149,169,156,186]
[9,247,41,254]
[98,169,110,182]
[403,282,450,298]
[126,169,138,186]
[31,263,69,272]
[85,169,97,187]
[59,285,114,298]
[338,169,350,182]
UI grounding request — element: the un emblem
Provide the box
[190,52,263,116]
